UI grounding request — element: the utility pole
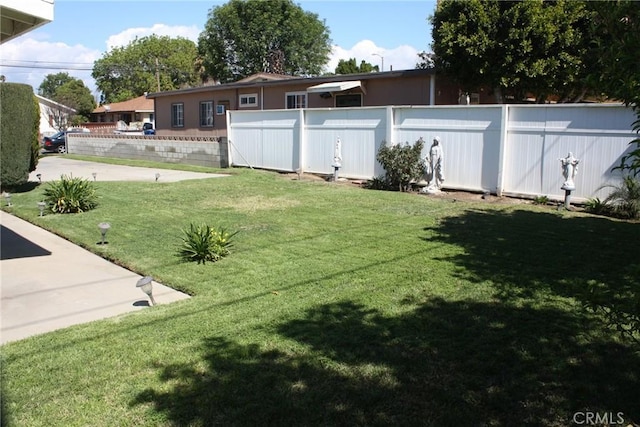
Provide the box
[155,57,161,92]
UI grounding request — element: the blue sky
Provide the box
[0,0,436,97]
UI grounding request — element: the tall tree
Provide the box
[38,73,96,126]
[587,0,640,175]
[92,35,199,103]
[335,58,379,74]
[197,0,332,82]
[431,0,590,103]
[54,79,96,124]
[38,72,75,99]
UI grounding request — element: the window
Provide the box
[171,103,184,127]
[239,93,258,108]
[335,93,362,108]
[200,101,214,127]
[217,100,230,117]
[286,92,306,109]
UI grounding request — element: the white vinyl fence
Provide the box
[228,104,637,201]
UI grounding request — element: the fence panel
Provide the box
[394,106,503,192]
[504,105,636,200]
[228,110,299,171]
[304,107,387,179]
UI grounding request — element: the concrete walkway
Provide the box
[0,156,227,345]
[0,211,191,345]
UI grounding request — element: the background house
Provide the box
[88,95,155,133]
[36,94,76,137]
[147,69,496,137]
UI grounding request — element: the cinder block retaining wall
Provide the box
[67,134,228,168]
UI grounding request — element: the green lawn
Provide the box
[1,159,639,426]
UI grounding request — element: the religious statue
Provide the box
[422,136,445,193]
[559,152,579,191]
[332,137,342,168]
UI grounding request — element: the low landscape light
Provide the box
[4,192,12,207]
[92,172,97,181]
[36,173,42,183]
[37,201,46,216]
[98,222,111,245]
[155,172,160,182]
[136,276,156,306]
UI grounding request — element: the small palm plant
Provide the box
[601,176,640,219]
[178,223,237,264]
[43,175,98,214]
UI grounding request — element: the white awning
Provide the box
[306,80,364,94]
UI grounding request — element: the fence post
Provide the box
[386,106,394,145]
[298,108,306,173]
[496,104,509,196]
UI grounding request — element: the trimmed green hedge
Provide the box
[0,82,40,189]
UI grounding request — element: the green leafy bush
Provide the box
[0,83,39,189]
[584,197,611,216]
[602,176,640,219]
[376,138,426,192]
[178,223,237,264]
[362,175,392,191]
[43,175,98,213]
[533,195,550,205]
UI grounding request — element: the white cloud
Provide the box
[325,39,420,73]
[0,37,101,96]
[0,27,421,101]
[106,24,201,51]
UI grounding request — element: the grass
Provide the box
[1,158,639,426]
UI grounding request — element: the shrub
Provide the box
[601,176,640,219]
[533,195,549,205]
[376,138,426,192]
[178,223,237,264]
[0,83,39,189]
[584,197,611,216]
[362,175,392,191]
[43,175,98,213]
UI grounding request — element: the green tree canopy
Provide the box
[55,79,96,123]
[92,35,199,103]
[38,73,96,126]
[335,58,379,75]
[587,0,640,175]
[431,0,591,103]
[197,0,332,82]
[38,72,75,99]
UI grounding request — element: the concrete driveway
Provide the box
[1,156,227,345]
[30,155,229,182]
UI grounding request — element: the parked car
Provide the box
[42,128,89,153]
[143,122,155,135]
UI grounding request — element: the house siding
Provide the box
[150,70,444,137]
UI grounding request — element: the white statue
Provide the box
[332,137,342,168]
[423,136,444,193]
[560,152,579,191]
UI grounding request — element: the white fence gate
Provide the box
[227,104,637,201]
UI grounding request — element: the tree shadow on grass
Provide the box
[132,299,639,426]
[424,208,640,344]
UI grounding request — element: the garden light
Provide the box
[155,172,160,182]
[37,201,46,216]
[98,222,111,245]
[36,173,42,183]
[136,276,156,306]
[3,192,12,207]
[92,172,97,181]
